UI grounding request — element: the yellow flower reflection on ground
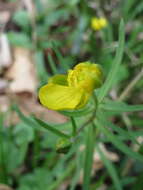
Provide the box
[39,62,103,110]
[91,17,107,31]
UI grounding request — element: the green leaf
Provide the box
[7,32,33,48]
[13,105,70,139]
[33,117,70,139]
[97,145,122,190]
[130,2,143,20]
[45,9,69,26]
[34,51,49,85]
[95,119,143,162]
[18,168,53,190]
[100,100,143,113]
[12,10,30,28]
[98,20,125,102]
[122,0,135,19]
[70,151,83,190]
[13,105,42,130]
[98,114,140,145]
[13,123,34,145]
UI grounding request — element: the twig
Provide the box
[118,69,143,101]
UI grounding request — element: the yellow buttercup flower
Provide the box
[39,62,103,111]
[91,17,107,31]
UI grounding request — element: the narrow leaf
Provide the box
[97,145,122,190]
[95,119,143,162]
[101,100,143,113]
[34,117,70,139]
[83,125,96,190]
[13,105,70,139]
[98,20,125,102]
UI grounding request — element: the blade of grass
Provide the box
[122,0,135,19]
[70,150,83,190]
[98,20,125,103]
[101,101,143,113]
[95,119,143,162]
[83,124,96,190]
[130,2,143,20]
[98,112,140,145]
[97,144,122,190]
[34,51,49,84]
[52,43,68,69]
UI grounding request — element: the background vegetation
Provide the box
[0,0,143,190]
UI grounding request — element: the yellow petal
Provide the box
[39,83,87,110]
[91,17,107,31]
[68,62,103,93]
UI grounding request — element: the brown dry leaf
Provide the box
[18,95,68,124]
[0,1,18,12]
[0,34,12,71]
[22,0,36,19]
[0,11,11,27]
[6,47,37,94]
[0,79,8,94]
[92,143,119,172]
[0,95,10,112]
[0,1,19,32]
[0,184,13,190]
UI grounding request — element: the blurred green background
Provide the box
[0,0,143,190]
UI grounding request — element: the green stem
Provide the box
[83,123,97,190]
[76,110,96,135]
[76,93,98,135]
[70,116,77,137]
